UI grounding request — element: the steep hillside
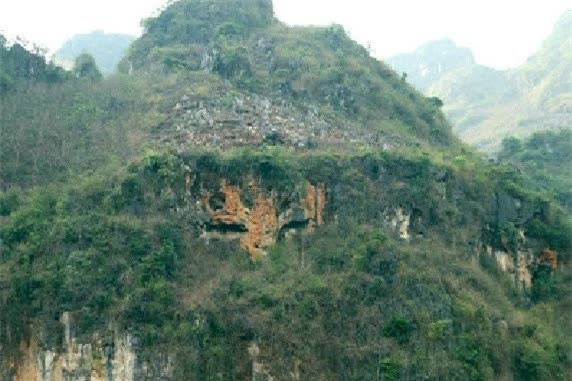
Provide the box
[122,0,454,149]
[388,9,572,151]
[1,0,455,190]
[1,149,570,380]
[54,31,136,75]
[0,1,570,380]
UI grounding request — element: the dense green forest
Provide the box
[0,1,570,380]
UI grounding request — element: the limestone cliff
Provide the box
[7,313,172,381]
[200,180,326,259]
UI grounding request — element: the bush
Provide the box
[383,317,415,344]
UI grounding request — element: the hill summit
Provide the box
[121,0,453,152]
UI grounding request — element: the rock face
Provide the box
[540,248,558,270]
[156,92,395,151]
[486,247,534,290]
[388,207,411,240]
[8,313,172,381]
[202,180,326,259]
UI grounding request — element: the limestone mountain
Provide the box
[122,0,454,150]
[54,31,135,75]
[386,39,476,92]
[461,9,572,150]
[388,9,572,151]
[0,1,570,380]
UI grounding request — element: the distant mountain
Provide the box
[386,39,475,91]
[388,9,572,151]
[54,31,135,75]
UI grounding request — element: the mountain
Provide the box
[0,1,570,380]
[386,39,476,91]
[121,0,454,150]
[388,9,572,151]
[54,31,136,75]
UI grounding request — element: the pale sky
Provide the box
[0,0,569,69]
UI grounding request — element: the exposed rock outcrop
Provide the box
[156,92,396,151]
[540,248,558,270]
[391,207,411,240]
[201,180,326,259]
[9,313,172,381]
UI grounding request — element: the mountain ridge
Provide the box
[388,9,572,151]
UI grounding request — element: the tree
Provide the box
[501,137,522,156]
[73,53,102,80]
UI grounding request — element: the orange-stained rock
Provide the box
[541,248,558,270]
[202,180,326,259]
[316,183,326,226]
[240,194,277,260]
[211,181,250,225]
[302,182,326,229]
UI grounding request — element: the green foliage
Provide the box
[127,0,273,67]
[378,356,402,381]
[121,1,454,146]
[0,34,68,94]
[0,73,158,189]
[0,189,20,216]
[513,338,562,380]
[499,129,572,210]
[73,53,103,80]
[383,317,415,344]
[0,148,569,379]
[0,2,569,379]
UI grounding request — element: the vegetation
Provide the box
[1,149,570,379]
[0,1,570,380]
[499,129,572,210]
[0,33,68,94]
[0,73,158,189]
[72,53,103,80]
[122,0,454,146]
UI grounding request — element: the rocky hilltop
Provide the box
[121,0,453,152]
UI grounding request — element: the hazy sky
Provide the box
[0,0,569,69]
